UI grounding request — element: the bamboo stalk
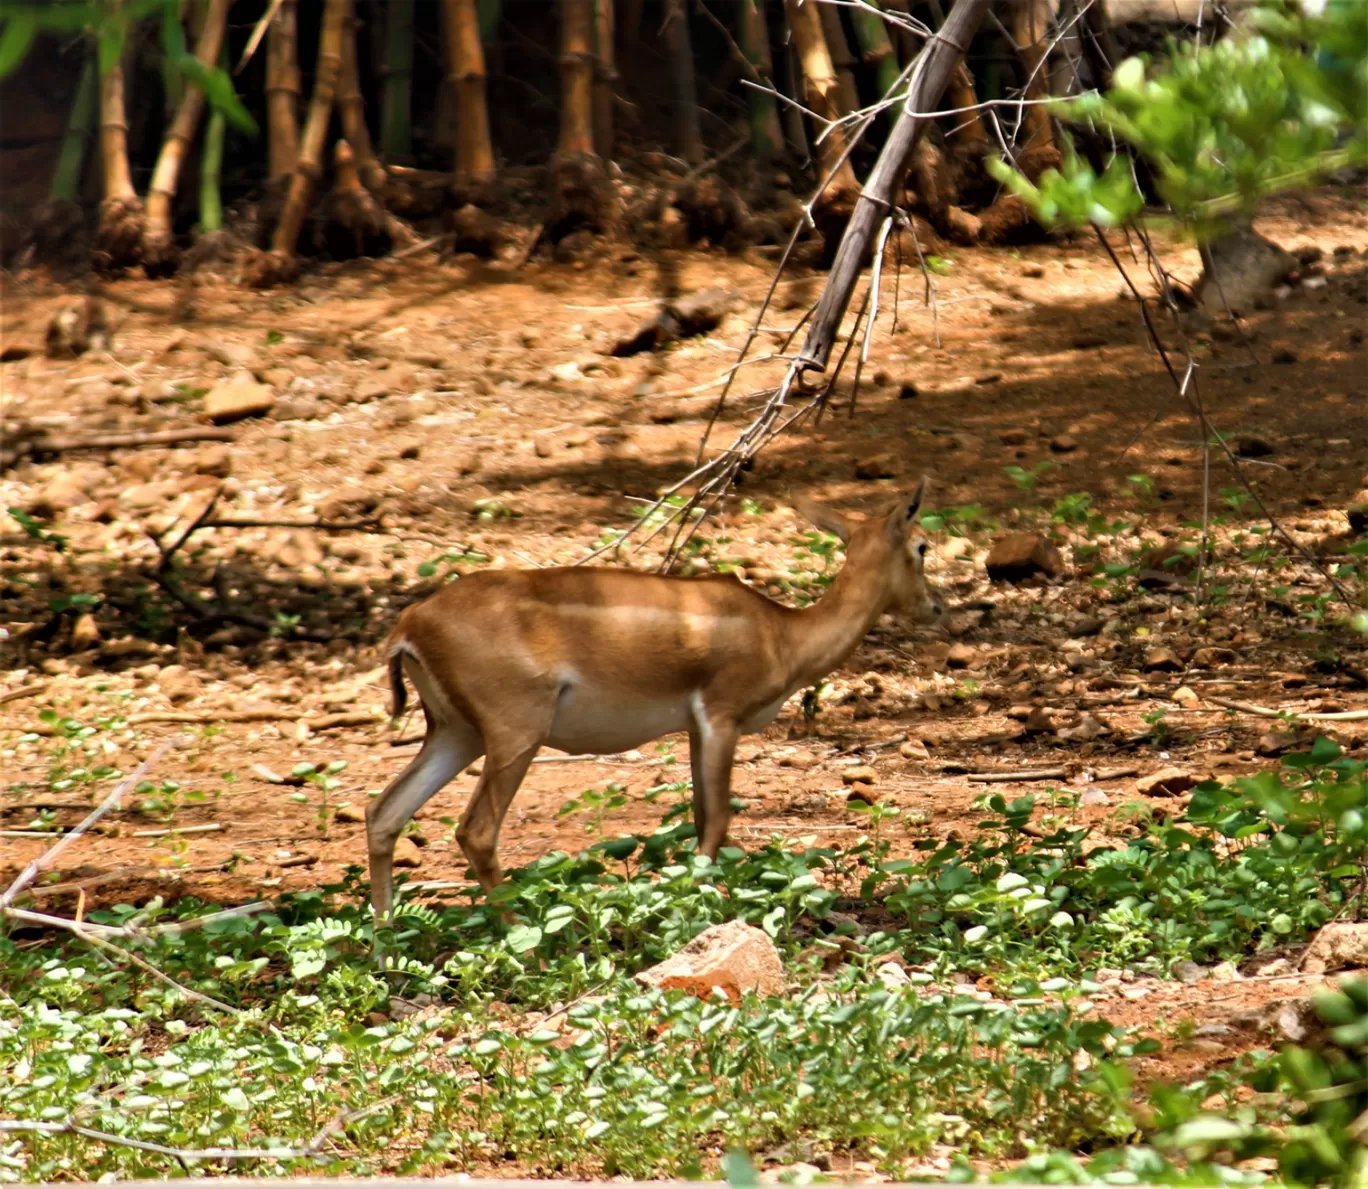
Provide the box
[265,0,301,178]
[591,0,615,160]
[379,0,414,160]
[661,0,704,165]
[816,0,861,117]
[268,0,347,259]
[200,51,227,233]
[557,0,597,157]
[143,0,231,273]
[738,0,783,159]
[946,61,990,146]
[849,1,902,99]
[783,0,859,202]
[781,44,810,159]
[50,54,99,202]
[95,8,145,270]
[1009,0,1058,164]
[443,0,496,188]
[337,0,387,189]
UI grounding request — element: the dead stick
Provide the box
[0,683,43,706]
[1204,696,1368,723]
[966,768,1067,783]
[0,746,167,910]
[7,426,236,461]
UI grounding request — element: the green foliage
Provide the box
[0,1,257,135]
[990,0,1368,236]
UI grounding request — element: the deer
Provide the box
[367,481,944,922]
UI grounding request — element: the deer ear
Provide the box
[885,477,927,543]
[792,493,852,544]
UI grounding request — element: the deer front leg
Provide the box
[693,714,739,859]
[368,720,481,923]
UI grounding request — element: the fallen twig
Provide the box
[0,683,43,706]
[1205,696,1368,723]
[966,768,1068,783]
[0,1118,301,1161]
[131,822,223,838]
[1,426,235,470]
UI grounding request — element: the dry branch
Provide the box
[2,425,235,470]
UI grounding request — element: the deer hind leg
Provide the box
[454,727,544,894]
[692,712,739,860]
[368,711,483,922]
[687,723,709,843]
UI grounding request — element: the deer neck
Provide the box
[781,540,891,692]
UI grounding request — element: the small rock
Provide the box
[391,836,423,868]
[1192,646,1236,667]
[1020,263,1045,278]
[1172,959,1209,984]
[29,472,93,516]
[899,739,930,760]
[120,479,184,509]
[1136,767,1197,797]
[70,613,101,651]
[854,453,903,480]
[156,665,204,704]
[1057,713,1105,742]
[271,394,321,422]
[194,444,232,477]
[1301,922,1368,975]
[841,765,878,786]
[1271,346,1298,365]
[984,533,1063,582]
[898,381,919,400]
[946,643,975,668]
[204,370,276,423]
[1080,786,1111,808]
[1143,647,1183,673]
[1234,434,1275,459]
[998,428,1028,446]
[1049,435,1078,453]
[1349,502,1368,534]
[1172,685,1200,708]
[636,920,784,1001]
[1257,730,1299,757]
[1023,706,1056,734]
[335,804,365,824]
[975,370,1003,385]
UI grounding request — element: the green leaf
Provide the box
[176,55,259,136]
[505,924,542,953]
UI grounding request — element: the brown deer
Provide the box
[368,482,943,921]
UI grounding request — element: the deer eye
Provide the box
[915,541,929,559]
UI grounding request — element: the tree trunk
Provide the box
[266,0,301,179]
[738,0,783,159]
[380,0,414,161]
[783,0,859,207]
[1008,0,1058,178]
[551,0,609,241]
[443,0,496,195]
[817,1,861,118]
[662,0,704,165]
[200,68,226,235]
[591,0,616,160]
[247,0,347,284]
[337,0,387,189]
[95,31,144,272]
[142,0,231,276]
[797,0,994,373]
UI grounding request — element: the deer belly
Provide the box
[547,684,692,755]
[741,695,788,734]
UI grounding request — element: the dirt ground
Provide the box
[3,191,1367,1094]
